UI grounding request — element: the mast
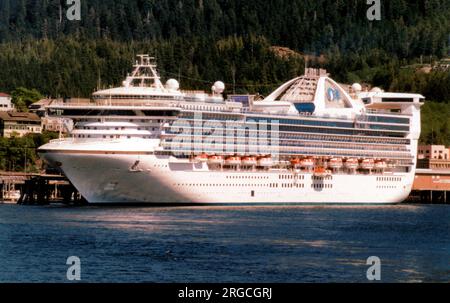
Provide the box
[123,54,165,90]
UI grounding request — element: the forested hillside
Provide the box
[0,0,449,145]
[1,0,450,57]
[1,0,449,93]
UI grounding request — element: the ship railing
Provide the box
[49,137,76,144]
[49,99,182,109]
[180,90,207,94]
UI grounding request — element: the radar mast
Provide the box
[122,54,165,90]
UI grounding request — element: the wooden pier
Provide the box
[407,169,450,204]
[0,172,86,205]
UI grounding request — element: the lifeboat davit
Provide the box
[242,156,258,166]
[208,155,224,165]
[300,158,315,168]
[328,158,343,169]
[345,158,359,169]
[375,160,387,170]
[195,154,209,163]
[361,159,375,170]
[225,156,242,166]
[258,156,274,167]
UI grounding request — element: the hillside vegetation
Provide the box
[0,0,448,145]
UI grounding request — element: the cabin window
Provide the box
[382,98,414,103]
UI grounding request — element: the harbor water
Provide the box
[0,204,449,282]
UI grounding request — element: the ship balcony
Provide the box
[160,142,414,161]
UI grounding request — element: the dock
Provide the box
[408,169,450,204]
[0,173,29,203]
[0,172,86,205]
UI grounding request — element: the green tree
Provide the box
[0,132,58,172]
[11,87,44,112]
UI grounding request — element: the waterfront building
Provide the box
[417,145,450,169]
[0,111,42,138]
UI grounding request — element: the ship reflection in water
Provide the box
[0,205,449,282]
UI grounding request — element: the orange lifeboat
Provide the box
[258,156,274,167]
[242,156,258,166]
[208,155,224,165]
[344,158,359,169]
[195,153,209,162]
[225,156,242,166]
[328,158,343,169]
[361,159,375,170]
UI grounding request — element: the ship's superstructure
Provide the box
[38,55,424,204]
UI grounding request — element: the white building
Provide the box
[0,93,14,111]
[418,145,450,160]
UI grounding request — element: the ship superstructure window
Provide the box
[142,110,178,117]
[363,115,410,125]
[382,98,414,103]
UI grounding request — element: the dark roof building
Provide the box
[0,111,42,138]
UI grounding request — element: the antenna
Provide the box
[126,54,164,90]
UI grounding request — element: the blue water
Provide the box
[0,204,449,282]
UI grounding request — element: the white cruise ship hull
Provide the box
[39,143,414,204]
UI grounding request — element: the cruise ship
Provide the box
[38,55,424,204]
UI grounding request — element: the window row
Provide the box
[312,184,333,189]
[280,175,305,180]
[226,175,270,180]
[376,177,402,182]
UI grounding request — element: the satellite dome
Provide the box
[370,87,383,93]
[165,79,180,91]
[352,83,362,92]
[212,81,225,94]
